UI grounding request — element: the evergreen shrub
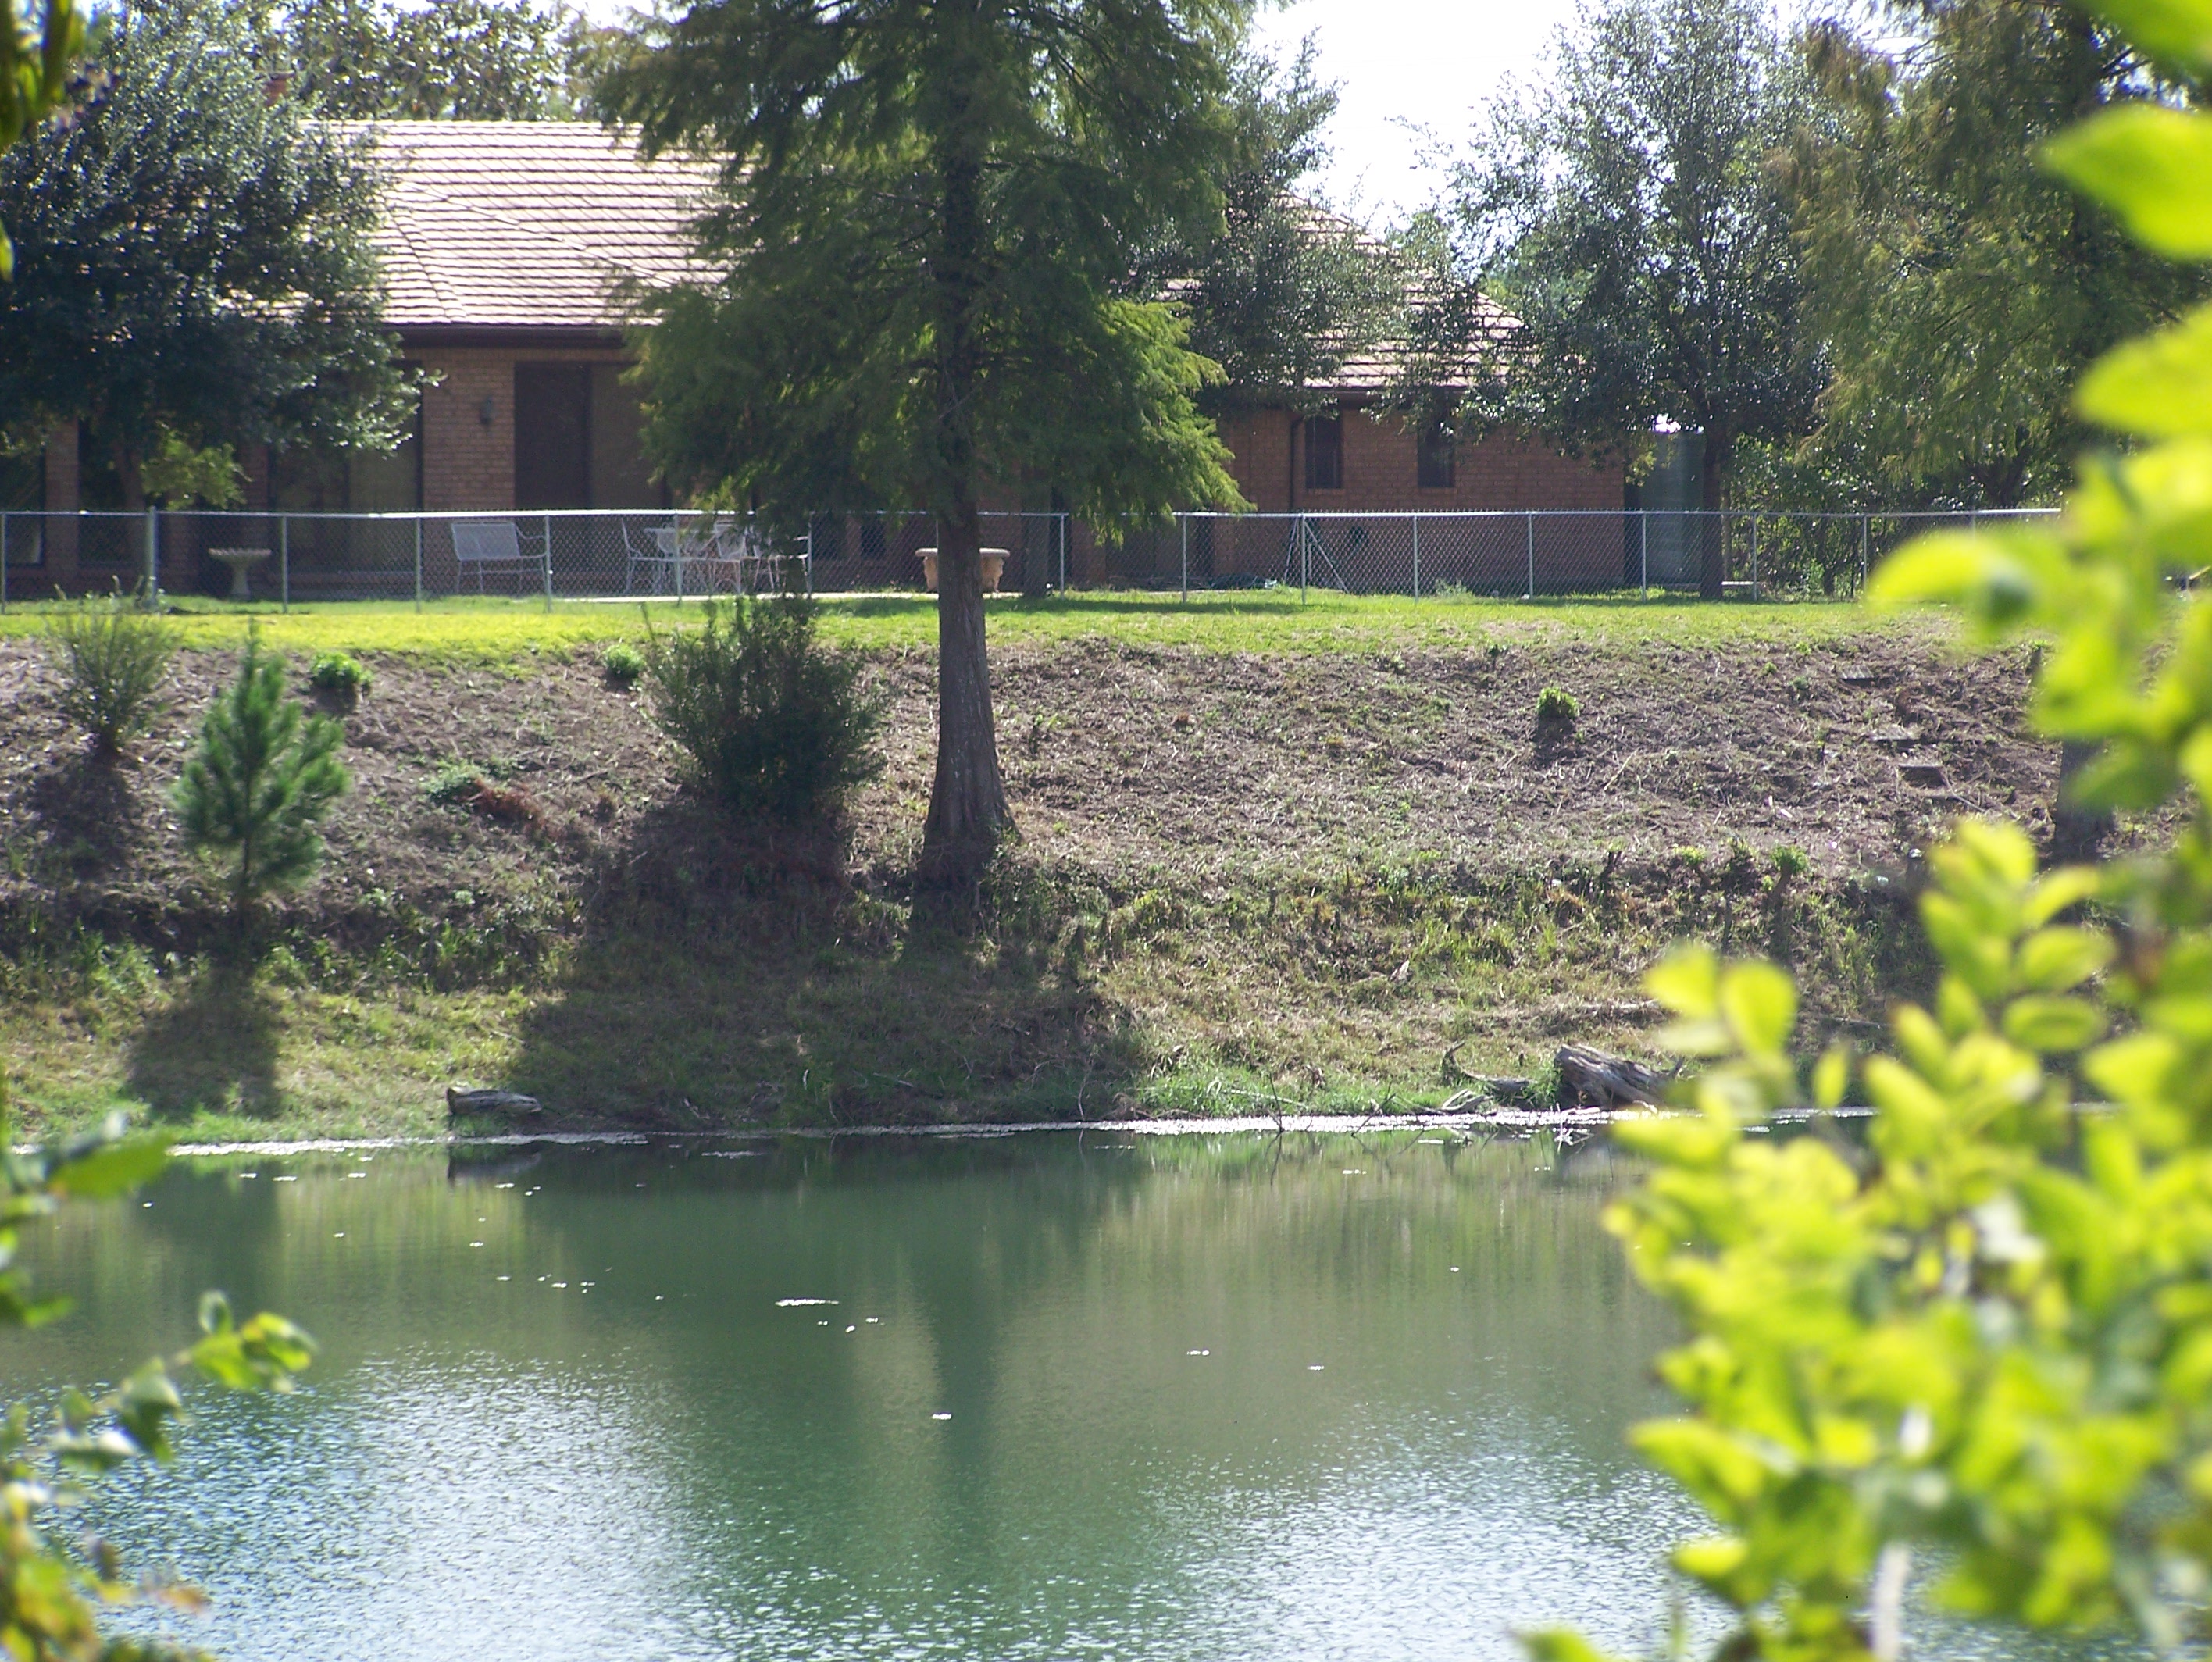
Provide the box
[174,633,349,918]
[42,586,177,754]
[644,594,883,822]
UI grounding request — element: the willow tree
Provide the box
[601,0,1243,882]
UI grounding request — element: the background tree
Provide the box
[1133,39,1394,416]
[0,2,414,500]
[1785,0,2205,508]
[1410,0,1821,597]
[601,0,1244,882]
[245,0,608,120]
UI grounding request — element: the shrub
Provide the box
[305,651,371,704]
[601,640,646,687]
[425,760,491,804]
[42,586,177,754]
[1534,685,1579,726]
[644,594,883,822]
[174,633,350,918]
[1529,31,2212,1662]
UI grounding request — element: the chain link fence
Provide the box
[0,506,2057,608]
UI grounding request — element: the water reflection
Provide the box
[9,1132,1701,1660]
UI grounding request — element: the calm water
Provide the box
[3,1131,1711,1659]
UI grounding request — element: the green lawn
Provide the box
[0,588,1927,665]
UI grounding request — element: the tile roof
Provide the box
[347,120,719,333]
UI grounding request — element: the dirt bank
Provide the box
[0,623,2052,1136]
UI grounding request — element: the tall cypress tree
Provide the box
[601,0,1244,882]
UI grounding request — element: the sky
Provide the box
[1247,0,1586,225]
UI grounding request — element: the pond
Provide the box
[0,1129,2112,1662]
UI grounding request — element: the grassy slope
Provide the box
[0,594,2008,1142]
[0,590,1918,662]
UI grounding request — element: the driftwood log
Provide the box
[1553,1044,1671,1107]
[446,1086,543,1117]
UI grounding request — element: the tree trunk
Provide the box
[1699,427,1729,601]
[916,72,1011,886]
[2050,738,2111,862]
[919,498,1011,884]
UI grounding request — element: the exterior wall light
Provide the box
[478,396,495,426]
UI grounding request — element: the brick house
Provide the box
[14,121,1622,591]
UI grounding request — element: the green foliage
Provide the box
[599,640,645,687]
[1553,7,2212,1655]
[137,426,244,510]
[0,0,84,279]
[599,0,1244,526]
[0,1071,312,1660]
[243,0,615,120]
[1786,0,2204,508]
[1409,0,1820,593]
[305,650,369,704]
[1534,685,1579,726]
[1135,38,1395,416]
[644,595,883,823]
[174,633,350,918]
[42,586,176,754]
[423,759,487,804]
[0,2,413,502]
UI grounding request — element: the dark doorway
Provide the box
[515,364,592,510]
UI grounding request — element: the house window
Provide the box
[1304,414,1343,491]
[1417,415,1456,490]
[273,373,425,513]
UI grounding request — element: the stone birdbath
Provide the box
[210,546,273,600]
[918,547,1010,594]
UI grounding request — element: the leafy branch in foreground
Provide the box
[0,1075,313,1660]
[1531,1,2212,1657]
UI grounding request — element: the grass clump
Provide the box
[644,594,883,822]
[43,587,178,754]
[174,633,350,920]
[425,760,491,805]
[1535,685,1579,726]
[305,651,371,704]
[600,641,646,687]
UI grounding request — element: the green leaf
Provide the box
[2003,995,2108,1053]
[1719,961,1798,1055]
[2078,304,2212,437]
[1812,1043,1851,1110]
[2045,105,2212,261]
[50,1136,170,1200]
[2015,927,2114,993]
[1518,1629,1622,1662]
[2088,0,2212,76]
[1646,943,1720,1021]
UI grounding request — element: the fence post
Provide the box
[1058,513,1067,593]
[1180,513,1189,605]
[280,515,289,613]
[1300,515,1308,603]
[413,515,423,612]
[1,514,8,615]
[1639,509,1649,597]
[674,512,685,605]
[1525,511,1534,601]
[543,514,554,612]
[144,507,159,607]
[1411,514,1420,599]
[1750,516,1760,599]
[1859,513,1871,592]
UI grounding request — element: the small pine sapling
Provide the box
[174,633,350,920]
[44,586,178,755]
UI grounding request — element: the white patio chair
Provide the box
[451,519,547,594]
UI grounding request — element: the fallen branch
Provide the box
[446,1086,542,1117]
